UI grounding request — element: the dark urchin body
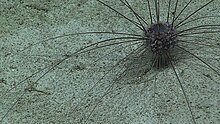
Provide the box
[145,22,177,68]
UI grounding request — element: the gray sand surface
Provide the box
[1,0,220,124]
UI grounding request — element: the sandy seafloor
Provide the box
[0,0,220,124]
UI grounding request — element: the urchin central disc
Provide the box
[145,23,177,54]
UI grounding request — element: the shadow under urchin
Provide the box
[1,0,220,124]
